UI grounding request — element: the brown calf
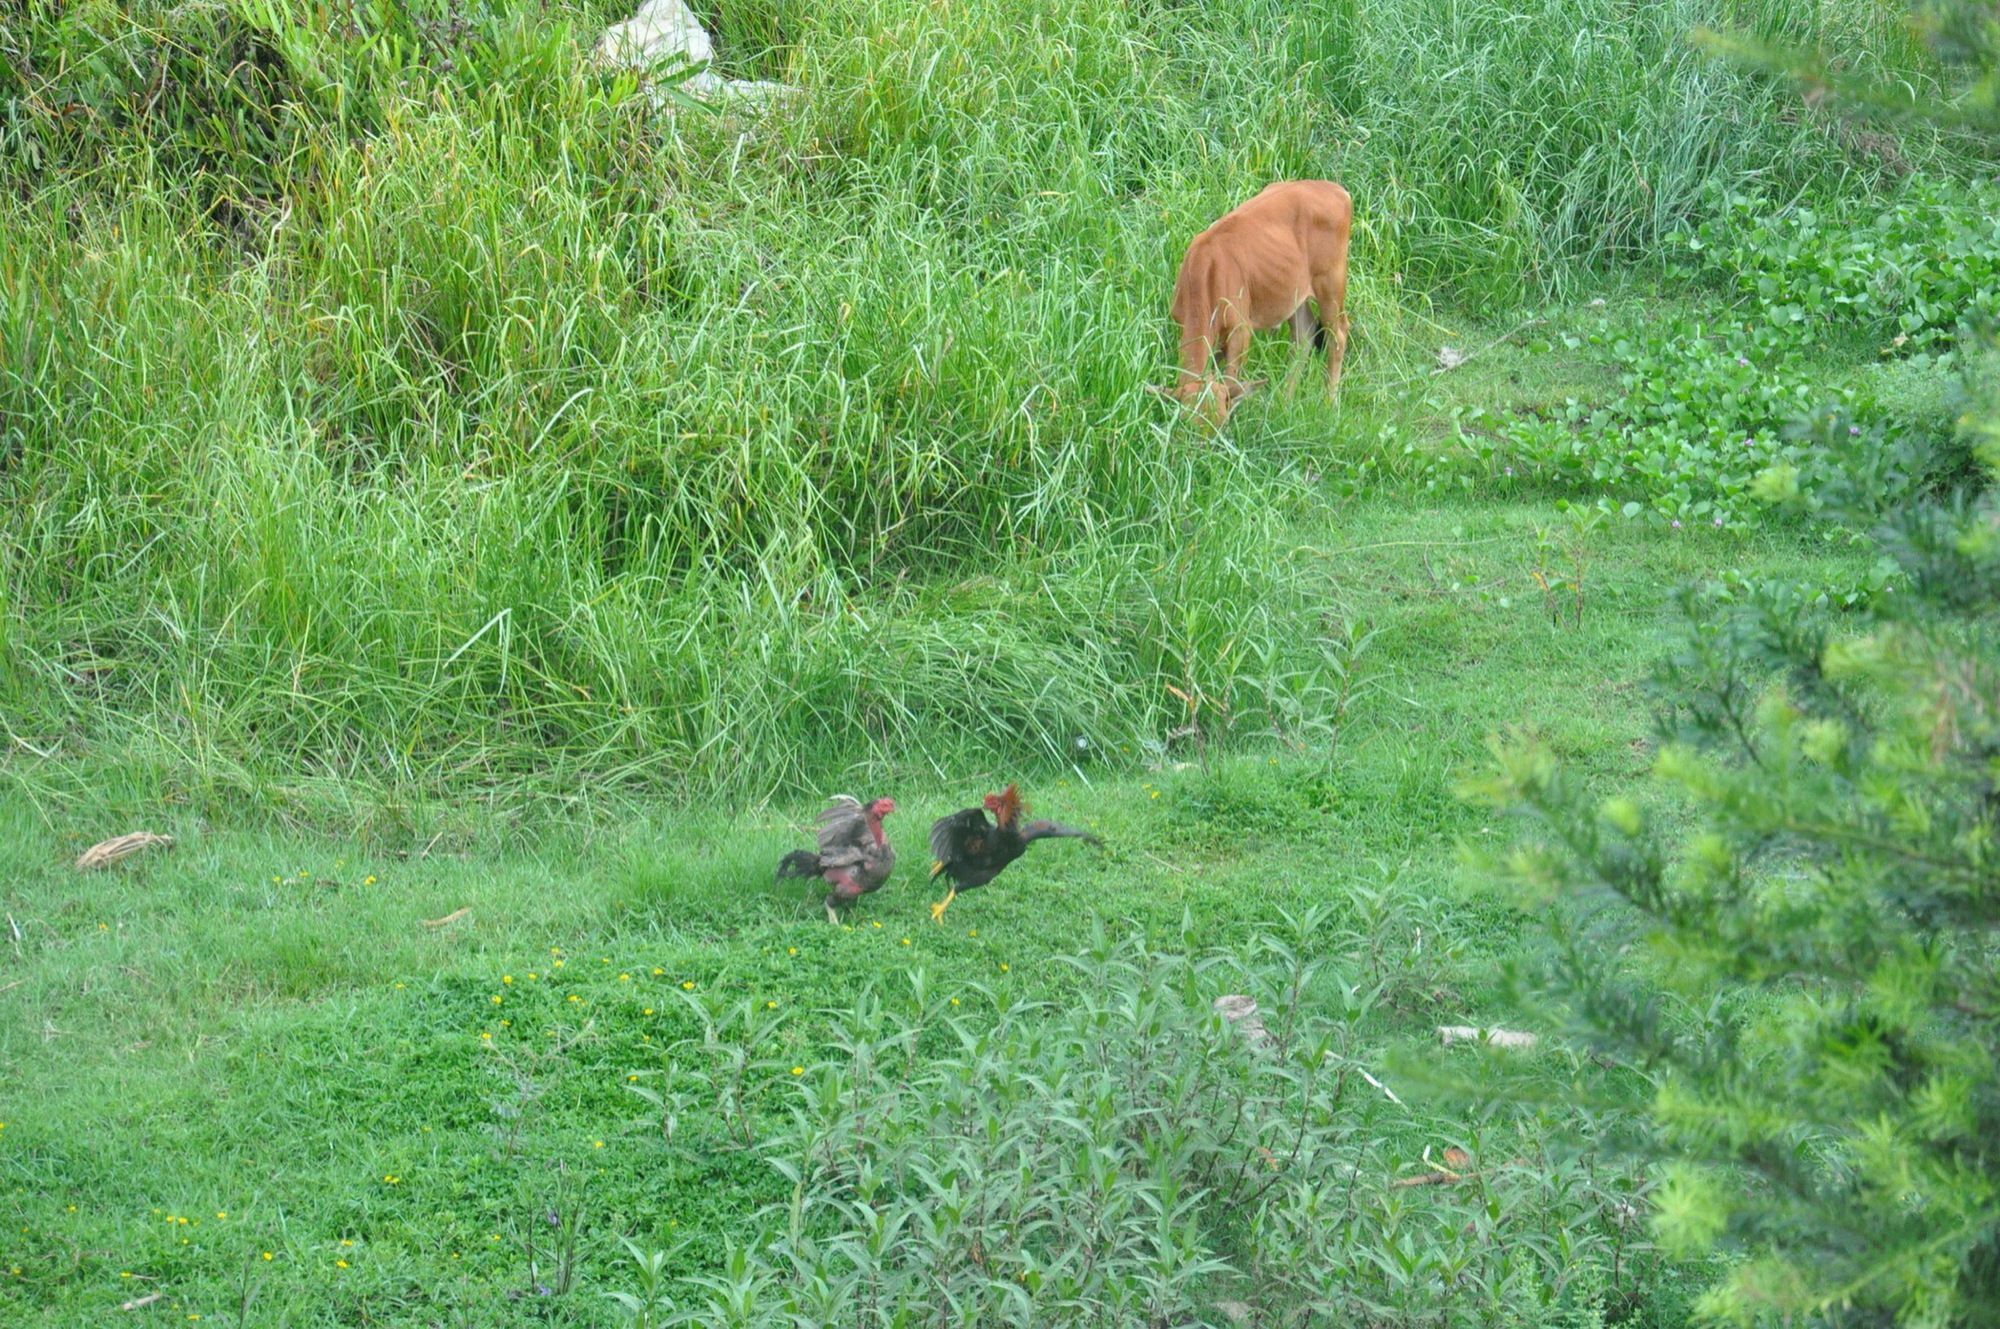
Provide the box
[1148,180,1353,426]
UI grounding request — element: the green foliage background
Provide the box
[3,0,1987,818]
[1475,5,2000,1321]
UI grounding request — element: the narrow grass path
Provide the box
[0,479,1867,1323]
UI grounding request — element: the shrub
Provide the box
[1476,392,2000,1321]
[1459,179,1999,528]
[1470,12,2000,1317]
[610,922,1658,1326]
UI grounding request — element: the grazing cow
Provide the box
[1148,180,1353,426]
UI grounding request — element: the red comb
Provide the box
[985,784,1024,827]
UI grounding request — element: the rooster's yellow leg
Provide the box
[929,888,957,923]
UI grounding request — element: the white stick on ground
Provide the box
[1438,1024,1539,1050]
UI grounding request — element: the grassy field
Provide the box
[0,477,1876,1326]
[3,0,1978,812]
[4,0,1996,1321]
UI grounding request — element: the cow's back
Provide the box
[1187,182,1346,272]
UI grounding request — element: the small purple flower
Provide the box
[1744,437,1756,448]
[1713,517,1724,527]
[1849,425,1861,436]
[1671,519,1683,529]
[1735,357,1749,367]
[1504,466,1514,476]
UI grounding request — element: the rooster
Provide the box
[776,795,897,924]
[927,785,1101,922]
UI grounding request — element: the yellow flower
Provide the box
[121,1271,132,1278]
[652,967,664,976]
[499,1019,510,1027]
[551,947,563,955]
[786,947,798,956]
[502,975,513,985]
[790,1066,804,1075]
[628,1074,638,1081]
[642,1007,654,1016]
[527,972,537,980]
[870,921,882,929]
[765,1001,777,1009]
[336,1259,349,1269]
[567,994,581,1003]
[340,1239,353,1246]
[383,1175,399,1185]
[491,995,503,1005]
[394,982,406,990]
[553,959,564,968]
[262,1252,274,1261]
[967,930,977,937]
[214,1211,225,1220]
[681,981,695,990]
[618,973,631,982]
[950,997,960,1006]
[900,937,911,946]
[593,1140,605,1149]
[999,963,1010,972]
[363,875,377,886]
[480,1032,492,1041]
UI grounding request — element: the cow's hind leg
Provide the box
[1282,303,1321,401]
[1315,257,1350,400]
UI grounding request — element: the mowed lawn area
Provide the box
[1,463,1868,1323]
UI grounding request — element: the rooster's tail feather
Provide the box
[775,850,822,881]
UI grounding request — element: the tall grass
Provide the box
[0,0,1982,815]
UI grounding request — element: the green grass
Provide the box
[1,0,1987,1319]
[3,0,1988,817]
[0,485,1873,1323]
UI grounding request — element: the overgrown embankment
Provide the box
[0,0,1984,817]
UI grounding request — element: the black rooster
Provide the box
[927,784,1100,922]
[776,795,897,924]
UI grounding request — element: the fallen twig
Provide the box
[76,832,175,871]
[1357,1066,1404,1108]
[1438,1024,1539,1050]
[421,907,472,929]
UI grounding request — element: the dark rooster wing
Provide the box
[928,807,995,867]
